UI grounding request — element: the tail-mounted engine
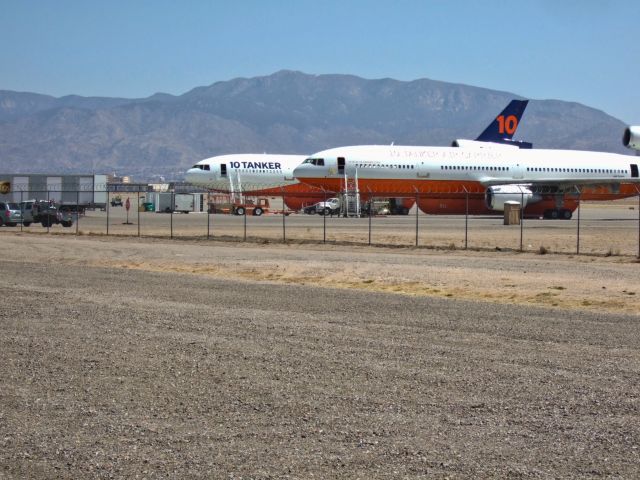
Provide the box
[623,126,640,150]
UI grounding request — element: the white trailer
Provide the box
[146,192,195,213]
[173,194,194,213]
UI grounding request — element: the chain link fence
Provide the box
[1,187,639,257]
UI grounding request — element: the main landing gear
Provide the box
[543,208,573,220]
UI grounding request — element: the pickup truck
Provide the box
[303,197,341,216]
[20,200,74,227]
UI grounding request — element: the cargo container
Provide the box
[145,192,195,213]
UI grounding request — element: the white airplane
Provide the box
[184,153,324,210]
[293,129,640,219]
[185,101,531,212]
[185,153,304,192]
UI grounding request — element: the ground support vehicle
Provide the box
[231,197,271,216]
[362,200,391,216]
[145,193,195,213]
[20,200,74,227]
[209,198,271,216]
[110,196,123,207]
[304,197,341,215]
[172,194,194,213]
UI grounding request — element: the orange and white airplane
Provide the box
[293,129,640,219]
[184,100,530,212]
[184,153,322,210]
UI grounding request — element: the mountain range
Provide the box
[0,70,630,180]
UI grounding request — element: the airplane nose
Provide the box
[292,164,305,178]
[185,168,199,184]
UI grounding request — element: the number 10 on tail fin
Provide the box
[476,99,531,148]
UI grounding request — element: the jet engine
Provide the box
[622,126,640,150]
[485,185,541,211]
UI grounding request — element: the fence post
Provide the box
[323,189,327,244]
[207,196,211,240]
[20,190,23,232]
[170,192,174,239]
[76,190,79,235]
[368,193,373,246]
[137,190,140,237]
[282,188,286,243]
[415,190,419,247]
[464,188,469,250]
[243,198,247,242]
[519,190,524,251]
[46,190,50,234]
[637,186,640,258]
[576,189,581,255]
[106,188,110,235]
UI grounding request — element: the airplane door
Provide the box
[417,161,430,178]
[220,164,227,177]
[337,157,345,175]
[512,164,524,180]
[631,164,639,178]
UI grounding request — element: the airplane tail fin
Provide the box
[476,99,532,148]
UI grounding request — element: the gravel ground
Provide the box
[1,235,639,478]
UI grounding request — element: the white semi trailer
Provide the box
[146,193,195,213]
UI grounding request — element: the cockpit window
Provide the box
[303,158,325,166]
[192,164,211,171]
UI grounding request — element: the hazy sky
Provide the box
[2,0,639,122]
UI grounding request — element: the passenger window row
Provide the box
[526,167,625,174]
[355,164,414,169]
[441,165,509,171]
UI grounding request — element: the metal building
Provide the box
[0,174,109,208]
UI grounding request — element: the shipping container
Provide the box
[145,192,196,213]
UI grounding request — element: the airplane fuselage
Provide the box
[293,145,639,195]
[185,153,330,210]
[185,154,307,193]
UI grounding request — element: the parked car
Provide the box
[18,200,35,226]
[303,203,319,214]
[0,202,22,227]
